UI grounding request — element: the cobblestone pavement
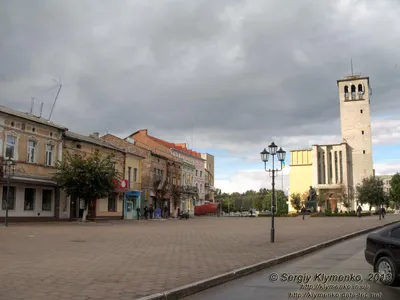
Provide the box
[0,215,398,300]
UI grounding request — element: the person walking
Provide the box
[357,205,362,217]
[143,206,148,220]
[136,206,141,220]
[163,205,168,219]
[301,205,306,220]
[149,204,154,219]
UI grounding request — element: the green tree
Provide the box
[252,195,264,211]
[316,190,327,210]
[390,173,400,209]
[223,196,234,212]
[356,176,385,210]
[339,185,351,210]
[53,150,120,222]
[290,193,302,212]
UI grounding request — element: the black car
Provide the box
[365,223,400,286]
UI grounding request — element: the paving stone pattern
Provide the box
[0,215,398,300]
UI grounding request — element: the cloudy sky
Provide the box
[1,0,400,194]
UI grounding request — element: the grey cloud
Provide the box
[1,0,400,148]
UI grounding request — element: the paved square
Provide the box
[0,215,398,300]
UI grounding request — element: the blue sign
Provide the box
[154,208,162,218]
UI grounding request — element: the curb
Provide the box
[135,220,399,300]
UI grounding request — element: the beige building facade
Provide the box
[0,106,66,222]
[61,131,126,220]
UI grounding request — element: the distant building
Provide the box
[376,175,392,194]
[201,153,215,202]
[289,74,374,212]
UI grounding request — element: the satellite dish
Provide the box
[126,137,135,144]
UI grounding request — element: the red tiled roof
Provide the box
[148,135,202,158]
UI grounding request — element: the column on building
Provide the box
[323,146,329,184]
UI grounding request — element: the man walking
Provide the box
[301,205,306,220]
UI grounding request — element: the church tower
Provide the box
[337,75,374,198]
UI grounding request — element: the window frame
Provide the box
[27,139,38,163]
[1,186,16,210]
[5,133,18,159]
[108,192,117,212]
[24,187,36,211]
[42,189,53,211]
[45,143,54,166]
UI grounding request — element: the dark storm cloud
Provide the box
[1,0,400,146]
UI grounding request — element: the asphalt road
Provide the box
[184,233,400,300]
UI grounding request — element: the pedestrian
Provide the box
[382,206,386,219]
[149,204,154,219]
[301,205,306,220]
[136,206,141,220]
[143,206,148,220]
[163,205,168,219]
[357,205,362,217]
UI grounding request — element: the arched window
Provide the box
[344,86,349,100]
[351,85,356,99]
[358,84,364,98]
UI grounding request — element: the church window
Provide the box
[351,85,356,99]
[358,84,364,98]
[344,86,349,100]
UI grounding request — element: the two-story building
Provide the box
[61,131,126,221]
[0,105,67,222]
[101,134,149,219]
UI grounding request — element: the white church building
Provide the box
[289,74,374,212]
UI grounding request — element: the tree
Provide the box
[356,176,386,210]
[290,193,302,212]
[53,150,120,222]
[390,173,400,209]
[252,195,264,211]
[223,196,234,212]
[338,185,351,211]
[316,190,327,209]
[300,190,309,202]
[152,168,170,210]
[170,184,182,217]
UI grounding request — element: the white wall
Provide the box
[0,184,55,218]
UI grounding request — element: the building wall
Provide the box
[312,143,349,188]
[289,150,312,212]
[0,112,64,220]
[101,134,149,191]
[337,76,374,194]
[63,137,125,219]
[201,153,215,202]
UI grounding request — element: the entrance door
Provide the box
[126,200,134,219]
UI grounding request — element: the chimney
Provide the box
[92,132,99,138]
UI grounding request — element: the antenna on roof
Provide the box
[30,97,35,114]
[350,58,354,76]
[48,78,62,121]
[39,98,44,117]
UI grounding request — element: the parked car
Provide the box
[364,223,400,286]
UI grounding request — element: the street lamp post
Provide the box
[260,142,286,243]
[2,157,16,227]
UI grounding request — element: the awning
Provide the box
[8,176,57,187]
